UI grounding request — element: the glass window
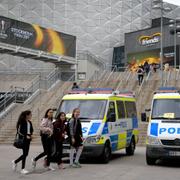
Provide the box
[59,100,107,119]
[107,101,116,121]
[125,101,137,118]
[116,101,125,118]
[152,99,180,119]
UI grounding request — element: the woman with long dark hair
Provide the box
[69,108,83,168]
[32,108,55,171]
[53,112,66,169]
[12,110,33,174]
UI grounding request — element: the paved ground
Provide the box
[1,145,180,180]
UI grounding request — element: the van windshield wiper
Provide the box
[79,117,91,122]
[151,117,170,119]
[79,117,90,120]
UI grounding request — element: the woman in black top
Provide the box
[12,110,33,174]
[69,108,83,168]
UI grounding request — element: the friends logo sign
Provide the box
[138,33,161,47]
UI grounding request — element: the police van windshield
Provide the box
[152,99,180,119]
[60,100,107,119]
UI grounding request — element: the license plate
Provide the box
[169,151,180,156]
[63,149,70,154]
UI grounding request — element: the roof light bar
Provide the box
[68,88,114,94]
[154,87,179,94]
[68,88,134,97]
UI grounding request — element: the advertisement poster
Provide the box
[0,16,76,58]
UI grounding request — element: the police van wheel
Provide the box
[126,138,135,156]
[146,154,156,165]
[101,142,111,163]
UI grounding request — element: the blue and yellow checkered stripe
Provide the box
[97,129,139,151]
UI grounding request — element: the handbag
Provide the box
[13,130,24,149]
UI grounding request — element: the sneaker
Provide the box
[20,169,29,174]
[31,158,36,170]
[58,163,65,169]
[47,165,55,171]
[74,162,81,168]
[72,162,81,168]
[12,160,17,172]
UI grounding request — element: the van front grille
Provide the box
[161,139,180,146]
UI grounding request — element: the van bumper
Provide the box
[81,144,104,158]
[63,144,104,158]
[146,145,180,159]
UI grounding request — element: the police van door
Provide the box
[116,100,127,149]
[107,101,118,151]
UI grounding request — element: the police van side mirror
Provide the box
[107,113,116,122]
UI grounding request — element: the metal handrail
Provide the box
[137,71,151,95]
[145,71,151,82]
[94,70,109,88]
[176,68,180,80]
[163,70,171,87]
[116,71,128,90]
[77,50,106,69]
[0,68,60,113]
[125,71,132,82]
[106,66,117,82]
[167,70,171,82]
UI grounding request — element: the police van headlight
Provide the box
[85,135,101,144]
[146,136,161,145]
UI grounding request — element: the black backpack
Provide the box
[137,68,143,74]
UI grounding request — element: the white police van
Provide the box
[146,87,180,165]
[57,88,139,163]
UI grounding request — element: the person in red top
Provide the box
[53,112,67,169]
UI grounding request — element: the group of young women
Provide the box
[12,108,83,174]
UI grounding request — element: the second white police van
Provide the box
[146,87,180,165]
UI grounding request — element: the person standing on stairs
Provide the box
[137,66,144,85]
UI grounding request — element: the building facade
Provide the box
[0,0,179,72]
[125,18,180,71]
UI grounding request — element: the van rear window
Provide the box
[116,101,125,118]
[125,101,137,118]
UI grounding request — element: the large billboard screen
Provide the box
[127,46,178,71]
[0,16,76,58]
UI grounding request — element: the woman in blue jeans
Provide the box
[69,108,83,168]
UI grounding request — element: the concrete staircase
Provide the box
[1,69,180,146]
[0,80,73,144]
